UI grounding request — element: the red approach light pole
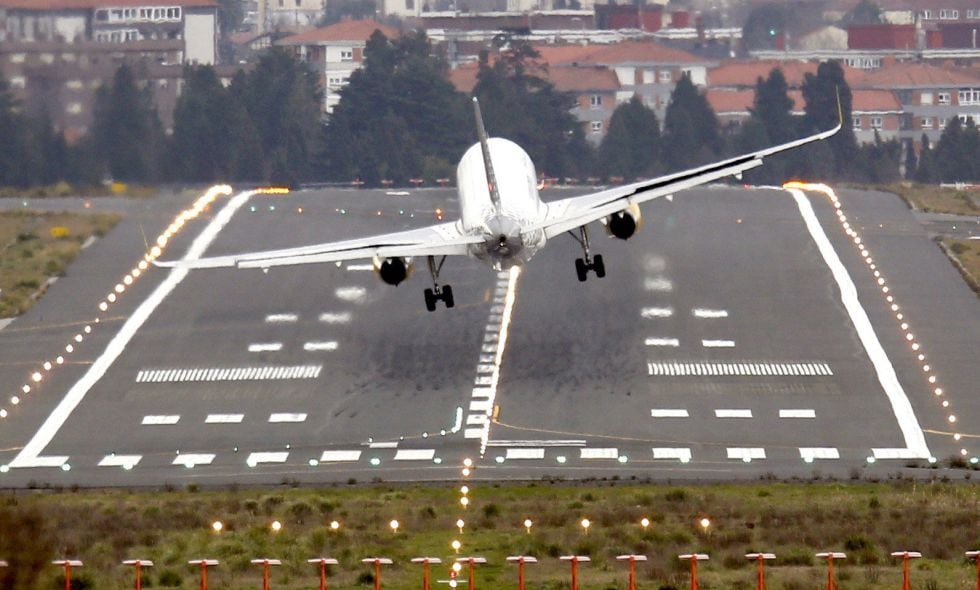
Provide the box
[891,551,922,590]
[816,552,846,590]
[616,555,648,590]
[308,558,339,590]
[456,556,487,590]
[678,554,709,590]
[411,557,442,590]
[188,559,219,590]
[746,553,776,590]
[123,560,154,590]
[967,551,980,590]
[507,556,538,590]
[361,557,393,590]
[560,556,590,590]
[53,560,83,590]
[250,559,281,590]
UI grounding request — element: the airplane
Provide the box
[159,97,840,312]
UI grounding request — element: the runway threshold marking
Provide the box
[9,188,253,469]
[652,448,692,462]
[319,450,361,462]
[98,454,142,468]
[647,362,832,376]
[135,365,322,382]
[173,453,215,467]
[800,447,840,461]
[785,187,930,459]
[727,447,766,460]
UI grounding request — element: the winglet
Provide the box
[835,86,844,129]
[472,97,502,209]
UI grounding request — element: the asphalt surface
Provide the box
[0,184,976,487]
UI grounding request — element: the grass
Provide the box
[1,481,979,590]
[880,184,980,217]
[0,209,120,317]
[0,182,159,199]
[942,239,980,294]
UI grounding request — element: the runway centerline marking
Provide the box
[641,307,674,318]
[10,187,250,469]
[715,409,752,418]
[141,415,180,425]
[645,337,680,347]
[248,342,283,352]
[269,413,307,423]
[702,339,735,348]
[206,414,244,424]
[651,409,689,418]
[780,409,816,419]
[98,454,142,468]
[319,450,361,462]
[265,313,298,323]
[693,308,729,318]
[319,312,351,324]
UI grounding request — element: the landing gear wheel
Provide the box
[593,254,606,278]
[424,288,437,312]
[443,285,455,308]
[575,258,588,282]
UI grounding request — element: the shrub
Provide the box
[157,570,182,587]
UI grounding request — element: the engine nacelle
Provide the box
[604,203,643,240]
[374,256,414,286]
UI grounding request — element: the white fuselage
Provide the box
[455,137,548,269]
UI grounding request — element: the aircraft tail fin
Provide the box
[472,97,502,209]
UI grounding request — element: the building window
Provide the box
[939,117,948,128]
[9,53,25,63]
[921,9,933,19]
[959,114,978,125]
[922,116,933,129]
[340,49,353,61]
[406,0,414,8]
[920,91,933,105]
[66,102,82,114]
[658,70,671,83]
[958,88,980,105]
[66,79,83,90]
[10,76,25,89]
[591,121,602,134]
[589,94,601,109]
[871,116,883,129]
[852,116,862,129]
[938,92,950,105]
[939,9,958,19]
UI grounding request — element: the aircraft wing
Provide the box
[535,122,840,239]
[155,220,483,270]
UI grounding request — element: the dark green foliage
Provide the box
[598,95,662,180]
[170,65,241,182]
[800,61,860,180]
[0,505,56,590]
[934,117,980,182]
[91,64,165,182]
[662,74,722,171]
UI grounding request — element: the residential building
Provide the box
[848,89,905,143]
[256,0,323,32]
[705,88,804,131]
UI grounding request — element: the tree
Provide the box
[91,64,164,182]
[598,95,662,180]
[801,60,859,180]
[737,67,799,183]
[934,117,980,182]
[0,73,30,187]
[742,3,789,50]
[914,134,937,183]
[842,0,883,25]
[662,73,722,171]
[171,66,235,182]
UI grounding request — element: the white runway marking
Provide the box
[702,339,735,348]
[247,452,288,466]
[651,409,689,418]
[641,307,674,318]
[727,447,766,460]
[779,409,816,418]
[10,186,243,469]
[647,361,832,376]
[304,341,338,352]
[346,264,374,271]
[715,409,752,418]
[335,286,367,302]
[136,365,322,383]
[206,414,244,424]
[319,312,352,324]
[265,313,298,323]
[488,439,586,447]
[269,413,307,423]
[394,449,436,461]
[693,308,729,318]
[644,277,673,292]
[248,342,283,352]
[872,448,921,460]
[319,450,361,462]
[652,448,692,462]
[505,448,545,460]
[645,337,680,347]
[173,453,215,467]
[580,448,618,459]
[368,441,398,449]
[142,415,180,425]
[787,187,930,458]
[98,454,142,468]
[800,448,840,461]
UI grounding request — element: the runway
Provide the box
[0,184,976,486]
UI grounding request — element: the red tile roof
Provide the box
[705,89,805,114]
[0,0,214,8]
[448,62,481,93]
[448,61,619,94]
[852,63,980,88]
[851,89,903,112]
[535,40,704,66]
[276,19,398,45]
[708,59,864,88]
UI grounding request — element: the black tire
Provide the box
[424,288,437,312]
[593,254,606,278]
[575,258,588,282]
[443,285,455,308]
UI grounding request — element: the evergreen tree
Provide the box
[171,66,234,182]
[935,117,980,182]
[739,67,799,183]
[662,73,721,171]
[0,72,30,187]
[91,64,164,182]
[597,95,662,180]
[801,60,859,180]
[902,139,917,180]
[914,134,937,183]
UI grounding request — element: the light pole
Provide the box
[891,551,922,590]
[188,559,219,590]
[678,554,709,590]
[53,560,83,590]
[123,560,153,590]
[815,552,846,590]
[411,557,441,590]
[967,551,980,590]
[361,557,393,590]
[250,559,281,590]
[746,553,775,590]
[616,555,648,590]
[507,556,537,590]
[307,558,338,590]
[560,556,590,590]
[456,557,487,590]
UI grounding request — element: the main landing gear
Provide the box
[423,255,454,312]
[570,225,605,282]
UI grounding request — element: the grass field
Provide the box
[1,482,978,590]
[0,210,120,317]
[942,239,980,293]
[882,184,980,217]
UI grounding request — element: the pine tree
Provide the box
[801,61,859,180]
[0,73,29,187]
[171,66,233,182]
[91,64,164,182]
[598,95,662,180]
[914,134,937,183]
[662,73,721,171]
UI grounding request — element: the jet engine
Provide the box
[374,256,414,286]
[604,203,643,240]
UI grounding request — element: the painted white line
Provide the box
[394,449,436,461]
[319,312,352,324]
[265,313,298,323]
[247,452,288,466]
[693,308,729,318]
[346,264,374,271]
[702,339,735,348]
[779,409,816,418]
[304,341,338,352]
[488,439,586,447]
[335,286,367,302]
[269,413,307,423]
[10,186,243,469]
[173,453,215,467]
[641,307,674,318]
[142,415,180,425]
[248,342,283,352]
[99,454,142,468]
[651,409,689,418]
[800,448,840,461]
[463,428,484,439]
[787,187,929,458]
[368,441,398,449]
[872,448,921,460]
[580,448,619,459]
[727,447,766,460]
[136,365,321,382]
[645,337,679,347]
[715,409,752,418]
[505,448,545,460]
[647,361,832,376]
[206,414,244,424]
[644,277,673,292]
[652,448,692,462]
[319,450,361,462]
